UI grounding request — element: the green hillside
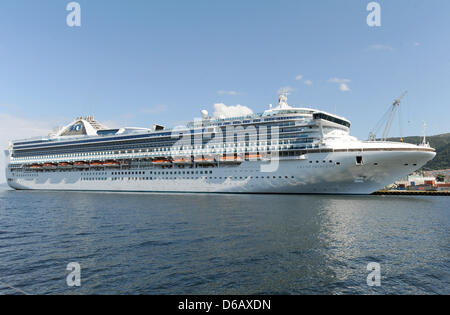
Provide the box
[388,133,450,170]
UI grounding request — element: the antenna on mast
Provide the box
[421,121,429,147]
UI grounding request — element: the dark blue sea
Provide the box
[0,186,448,295]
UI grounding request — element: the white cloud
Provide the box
[213,103,253,119]
[368,44,394,51]
[304,80,313,86]
[0,113,56,184]
[339,83,351,92]
[0,113,54,147]
[328,77,351,84]
[217,90,239,96]
[413,42,420,47]
[141,104,168,115]
[277,86,295,95]
[295,74,303,81]
[328,78,352,92]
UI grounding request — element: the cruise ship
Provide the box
[4,95,436,194]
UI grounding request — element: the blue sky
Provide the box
[0,0,449,145]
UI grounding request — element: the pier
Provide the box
[373,190,450,196]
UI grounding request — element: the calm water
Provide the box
[0,186,448,295]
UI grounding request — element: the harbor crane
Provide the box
[369,91,407,141]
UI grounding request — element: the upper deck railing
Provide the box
[12,111,316,145]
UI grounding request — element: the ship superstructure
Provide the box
[5,95,436,194]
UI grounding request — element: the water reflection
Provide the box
[0,189,448,294]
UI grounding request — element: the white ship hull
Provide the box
[6,149,435,195]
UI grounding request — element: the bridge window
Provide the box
[313,113,350,128]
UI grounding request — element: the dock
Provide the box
[373,190,450,196]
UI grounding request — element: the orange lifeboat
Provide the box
[219,156,243,164]
[43,163,57,169]
[74,161,89,168]
[152,159,171,166]
[245,153,262,160]
[30,164,43,169]
[104,160,120,167]
[173,158,192,165]
[89,161,104,167]
[194,157,215,165]
[58,162,73,168]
